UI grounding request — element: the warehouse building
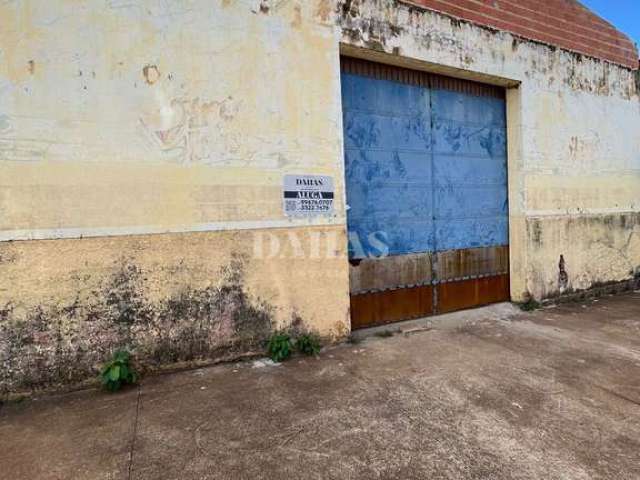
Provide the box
[1,0,639,394]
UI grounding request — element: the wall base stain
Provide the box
[526,212,640,300]
[0,226,351,397]
[540,277,640,307]
[0,255,275,396]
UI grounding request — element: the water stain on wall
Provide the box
[526,213,640,299]
[558,254,569,291]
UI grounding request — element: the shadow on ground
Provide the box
[2,292,640,479]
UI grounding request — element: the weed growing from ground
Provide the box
[267,332,293,362]
[101,350,138,392]
[296,334,321,356]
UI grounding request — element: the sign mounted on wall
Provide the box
[283,175,334,217]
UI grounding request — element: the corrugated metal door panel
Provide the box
[431,89,509,252]
[436,246,509,282]
[430,84,510,313]
[349,252,433,295]
[342,70,434,258]
[341,57,510,329]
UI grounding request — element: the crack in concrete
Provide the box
[596,385,640,408]
[127,385,142,480]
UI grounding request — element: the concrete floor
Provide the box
[2,292,640,480]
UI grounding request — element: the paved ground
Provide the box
[2,292,640,479]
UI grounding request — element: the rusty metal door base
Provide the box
[350,274,510,330]
[350,285,434,330]
[436,274,510,315]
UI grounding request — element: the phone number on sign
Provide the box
[297,199,333,211]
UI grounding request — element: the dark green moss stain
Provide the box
[102,263,153,325]
[546,278,640,306]
[0,256,275,395]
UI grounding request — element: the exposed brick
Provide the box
[404,0,638,69]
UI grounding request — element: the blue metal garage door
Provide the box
[341,58,509,329]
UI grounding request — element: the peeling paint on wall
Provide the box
[142,64,160,85]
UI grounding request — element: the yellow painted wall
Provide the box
[0,227,350,331]
[0,226,350,393]
[0,0,344,238]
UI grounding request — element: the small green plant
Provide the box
[296,334,321,356]
[101,350,138,392]
[267,332,293,362]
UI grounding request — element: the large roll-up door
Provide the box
[341,57,509,329]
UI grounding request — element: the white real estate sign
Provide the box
[283,175,334,217]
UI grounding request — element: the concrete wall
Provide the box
[0,0,345,238]
[0,0,350,394]
[1,0,639,394]
[0,227,349,393]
